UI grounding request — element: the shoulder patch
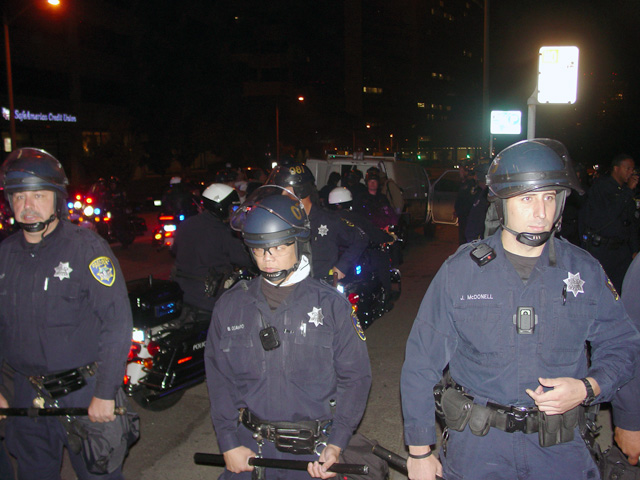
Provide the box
[89,256,116,287]
[351,310,366,341]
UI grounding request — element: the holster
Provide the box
[538,406,580,447]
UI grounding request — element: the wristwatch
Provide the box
[580,378,596,406]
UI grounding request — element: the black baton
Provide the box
[194,452,369,475]
[0,407,127,416]
[372,443,445,480]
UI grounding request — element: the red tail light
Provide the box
[147,341,160,357]
[159,215,175,221]
[75,194,82,200]
[347,293,360,305]
[124,375,130,385]
[177,356,192,364]
[128,343,141,362]
[86,197,93,204]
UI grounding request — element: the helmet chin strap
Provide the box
[502,223,555,247]
[17,214,57,234]
[261,263,298,285]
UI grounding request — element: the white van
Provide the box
[306,154,430,226]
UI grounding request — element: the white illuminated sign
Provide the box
[537,46,579,104]
[2,107,78,123]
[490,110,522,134]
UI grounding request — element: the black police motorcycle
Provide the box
[124,266,256,410]
[335,241,401,330]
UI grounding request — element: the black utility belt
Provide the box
[240,408,331,455]
[437,385,583,447]
[583,231,627,248]
[29,363,97,400]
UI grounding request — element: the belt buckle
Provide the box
[505,406,529,433]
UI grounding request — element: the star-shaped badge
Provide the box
[308,307,324,327]
[53,262,73,281]
[318,224,329,236]
[563,272,585,297]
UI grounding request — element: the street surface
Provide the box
[60,215,613,479]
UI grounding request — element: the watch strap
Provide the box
[580,377,595,406]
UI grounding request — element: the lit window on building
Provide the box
[418,102,425,108]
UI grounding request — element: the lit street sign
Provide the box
[537,46,579,104]
[490,110,522,134]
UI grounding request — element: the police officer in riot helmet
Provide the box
[0,148,134,478]
[267,163,368,282]
[205,187,371,479]
[172,183,252,315]
[328,186,398,307]
[401,139,640,480]
[161,175,200,217]
[353,167,398,230]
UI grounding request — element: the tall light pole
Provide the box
[3,0,61,151]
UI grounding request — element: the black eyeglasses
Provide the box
[251,242,295,258]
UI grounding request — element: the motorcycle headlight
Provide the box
[74,200,82,209]
[83,206,94,217]
[163,224,177,232]
[132,328,145,343]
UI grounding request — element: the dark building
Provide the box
[2,0,485,184]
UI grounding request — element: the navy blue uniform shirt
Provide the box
[205,275,371,452]
[401,230,640,446]
[172,211,252,311]
[308,206,368,279]
[581,175,638,250]
[613,254,640,430]
[0,221,132,400]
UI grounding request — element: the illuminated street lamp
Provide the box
[3,0,61,151]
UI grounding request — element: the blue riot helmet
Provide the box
[1,147,69,232]
[265,163,316,200]
[486,138,584,247]
[231,185,311,281]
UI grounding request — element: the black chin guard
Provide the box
[17,214,57,233]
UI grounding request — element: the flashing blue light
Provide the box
[355,265,362,275]
[94,208,101,215]
[67,201,73,209]
[179,214,185,221]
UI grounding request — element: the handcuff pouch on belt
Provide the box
[436,380,583,447]
[241,409,331,455]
